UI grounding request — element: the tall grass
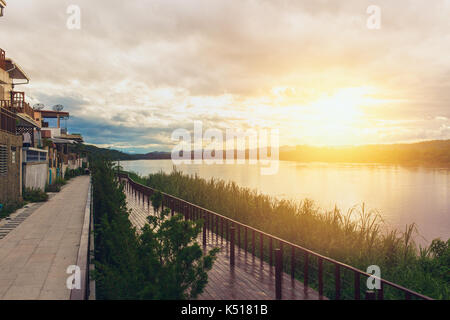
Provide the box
[127,168,449,300]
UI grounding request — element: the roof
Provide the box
[59,133,84,142]
[40,110,70,118]
[49,138,76,144]
[5,59,29,80]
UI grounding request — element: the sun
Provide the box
[294,86,378,145]
[310,87,372,122]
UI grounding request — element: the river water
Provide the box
[120,159,450,246]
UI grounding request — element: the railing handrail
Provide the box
[119,172,433,300]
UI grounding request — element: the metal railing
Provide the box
[0,104,16,135]
[119,173,433,301]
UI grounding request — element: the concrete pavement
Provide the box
[0,175,90,300]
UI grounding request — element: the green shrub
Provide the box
[23,188,48,202]
[92,158,218,299]
[45,183,61,193]
[0,200,24,219]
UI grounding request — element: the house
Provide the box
[0,47,27,203]
[1,47,48,196]
[0,0,6,17]
[39,109,84,183]
[1,45,85,199]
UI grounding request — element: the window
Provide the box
[0,144,7,176]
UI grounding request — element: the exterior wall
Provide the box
[22,162,48,191]
[0,131,22,204]
[41,128,61,138]
[0,68,13,100]
[62,163,68,178]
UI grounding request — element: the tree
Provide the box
[137,191,219,299]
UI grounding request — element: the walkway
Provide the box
[0,176,91,300]
[125,187,323,300]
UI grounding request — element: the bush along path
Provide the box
[91,158,218,299]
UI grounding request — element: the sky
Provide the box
[1,0,450,153]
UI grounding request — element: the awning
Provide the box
[16,113,41,128]
[5,59,29,80]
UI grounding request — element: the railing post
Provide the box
[260,233,264,261]
[237,225,241,251]
[365,290,376,300]
[171,200,174,216]
[335,265,341,300]
[203,212,207,247]
[275,248,282,300]
[230,227,235,267]
[269,237,273,266]
[215,215,219,241]
[244,227,248,253]
[252,230,255,256]
[221,218,224,242]
[291,246,295,279]
[378,282,384,300]
[304,252,309,288]
[318,258,323,297]
[354,271,360,300]
[226,220,229,241]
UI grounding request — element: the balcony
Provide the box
[11,91,35,120]
[0,105,16,135]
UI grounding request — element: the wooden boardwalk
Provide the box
[124,187,324,300]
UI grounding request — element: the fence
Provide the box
[119,173,433,301]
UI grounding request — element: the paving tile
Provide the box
[0,176,90,300]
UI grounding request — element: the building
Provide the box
[1,44,85,201]
[39,109,84,183]
[0,47,26,203]
[0,0,6,17]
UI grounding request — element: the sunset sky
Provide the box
[1,0,450,153]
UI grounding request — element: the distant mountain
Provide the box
[76,144,171,160]
[279,140,450,165]
[79,139,450,166]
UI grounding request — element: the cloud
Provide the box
[1,0,450,150]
